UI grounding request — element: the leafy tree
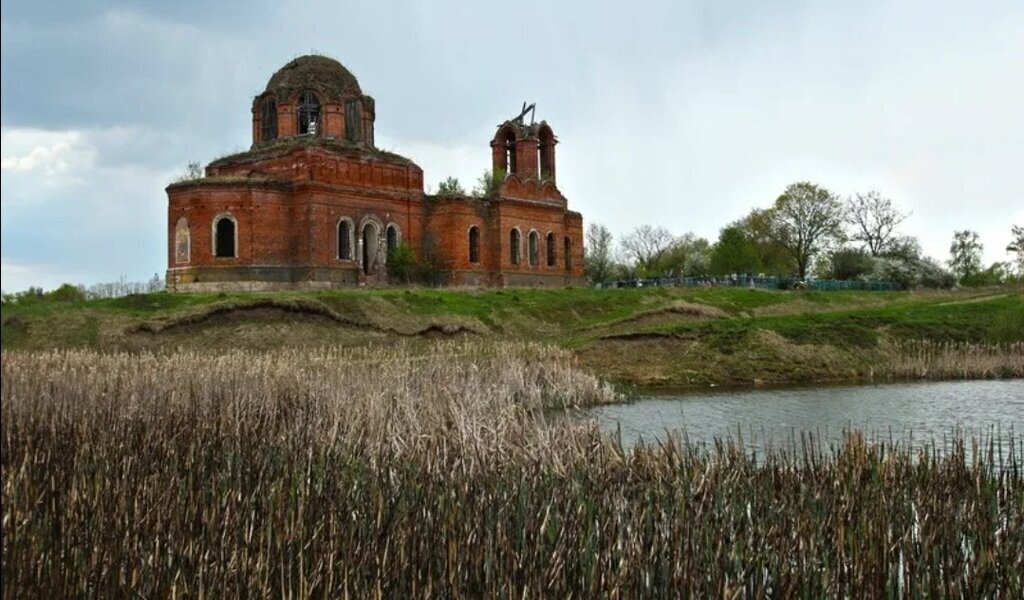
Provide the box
[656,233,711,277]
[768,182,846,280]
[619,225,676,276]
[471,169,504,199]
[436,176,466,197]
[733,209,794,275]
[386,243,418,284]
[1008,224,1024,275]
[583,223,615,283]
[947,230,984,282]
[882,235,922,261]
[845,191,910,256]
[869,255,955,289]
[825,247,875,280]
[709,225,761,275]
[961,262,1008,287]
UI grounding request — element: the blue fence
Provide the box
[595,275,901,291]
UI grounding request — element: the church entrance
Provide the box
[362,223,379,275]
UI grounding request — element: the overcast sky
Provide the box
[2,0,1022,291]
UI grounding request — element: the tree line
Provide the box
[584,182,1024,288]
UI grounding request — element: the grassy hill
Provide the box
[3,286,1022,387]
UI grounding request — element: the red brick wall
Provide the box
[419,196,584,286]
[167,184,294,269]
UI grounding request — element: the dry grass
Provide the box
[2,346,1023,597]
[888,340,1024,379]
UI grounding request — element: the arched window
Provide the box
[502,127,517,174]
[260,97,277,142]
[546,232,556,267]
[468,226,480,264]
[509,229,521,265]
[528,231,539,266]
[539,125,555,182]
[362,222,379,275]
[214,215,236,258]
[174,217,191,264]
[386,224,399,254]
[298,91,320,135]
[338,219,353,260]
[564,236,573,272]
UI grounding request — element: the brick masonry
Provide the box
[167,56,585,291]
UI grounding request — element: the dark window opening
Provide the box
[362,223,379,275]
[386,225,398,254]
[528,231,539,267]
[260,98,277,141]
[215,217,236,258]
[539,127,555,181]
[468,226,480,264]
[338,220,352,260]
[564,237,573,271]
[510,229,521,265]
[546,232,556,267]
[503,128,517,174]
[298,91,320,135]
[345,100,362,142]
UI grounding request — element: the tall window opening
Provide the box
[528,231,539,266]
[362,223,379,275]
[509,229,521,265]
[345,100,362,142]
[468,226,480,264]
[539,126,555,182]
[564,237,573,271]
[546,232,556,267]
[260,98,277,142]
[298,91,320,135]
[502,128,517,174]
[214,216,236,258]
[338,219,352,260]
[386,224,399,254]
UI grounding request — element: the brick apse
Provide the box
[166,55,585,291]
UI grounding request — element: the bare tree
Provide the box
[583,223,615,283]
[619,225,676,275]
[846,191,910,256]
[769,182,845,280]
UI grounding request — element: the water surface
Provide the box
[586,379,1024,456]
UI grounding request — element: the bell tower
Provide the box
[490,103,557,183]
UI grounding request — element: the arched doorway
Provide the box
[362,223,379,275]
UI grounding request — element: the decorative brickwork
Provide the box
[167,56,585,291]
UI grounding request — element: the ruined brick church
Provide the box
[166,55,585,291]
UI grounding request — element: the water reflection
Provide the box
[585,379,1024,459]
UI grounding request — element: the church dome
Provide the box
[264,55,362,102]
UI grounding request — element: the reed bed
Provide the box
[889,340,1024,379]
[3,346,1023,597]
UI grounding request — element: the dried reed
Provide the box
[2,346,1021,597]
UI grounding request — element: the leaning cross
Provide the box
[512,102,536,125]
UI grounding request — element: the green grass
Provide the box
[645,293,1024,350]
[3,286,1021,386]
[3,286,1021,348]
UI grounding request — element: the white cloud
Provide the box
[0,128,94,175]
[1,126,176,287]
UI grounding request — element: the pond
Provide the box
[584,379,1024,457]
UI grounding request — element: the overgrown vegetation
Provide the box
[2,347,1021,596]
[3,286,1021,386]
